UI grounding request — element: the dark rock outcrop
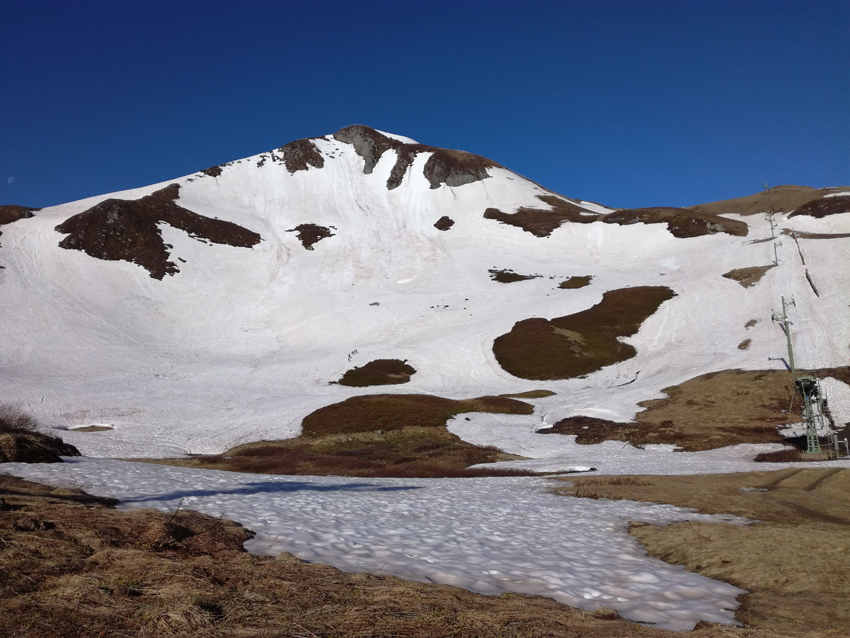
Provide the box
[0,432,80,463]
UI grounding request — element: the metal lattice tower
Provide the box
[772,295,824,454]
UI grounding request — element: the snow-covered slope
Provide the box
[2,126,849,462]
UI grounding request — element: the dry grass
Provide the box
[141,393,537,478]
[0,474,786,638]
[500,389,556,399]
[722,265,776,288]
[687,184,838,216]
[489,268,540,283]
[0,405,38,435]
[553,468,850,637]
[493,286,676,380]
[537,368,850,452]
[336,359,416,387]
[559,275,592,289]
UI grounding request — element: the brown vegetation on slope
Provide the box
[434,215,454,230]
[722,265,775,288]
[336,358,416,387]
[143,393,536,478]
[559,275,593,289]
[484,195,747,238]
[540,367,850,452]
[788,196,850,219]
[686,184,845,216]
[489,268,541,283]
[0,205,38,261]
[0,405,79,463]
[493,286,676,380]
[55,185,261,279]
[1,474,766,638]
[553,468,850,637]
[279,137,325,173]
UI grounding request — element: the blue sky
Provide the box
[2,0,847,209]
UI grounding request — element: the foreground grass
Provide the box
[553,468,850,637]
[0,474,777,638]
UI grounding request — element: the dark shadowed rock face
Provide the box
[789,197,850,219]
[287,223,335,250]
[55,184,262,279]
[280,138,325,173]
[334,125,501,190]
[0,432,80,463]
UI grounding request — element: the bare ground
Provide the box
[552,468,850,637]
[0,474,787,637]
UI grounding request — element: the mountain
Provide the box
[1,125,848,467]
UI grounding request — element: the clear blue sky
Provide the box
[2,0,847,209]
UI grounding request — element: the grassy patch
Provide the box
[0,405,38,435]
[722,265,775,288]
[500,390,556,399]
[558,275,592,289]
[554,468,850,637]
[286,223,335,249]
[493,286,676,380]
[336,359,416,387]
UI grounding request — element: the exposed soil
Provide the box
[336,358,416,387]
[333,125,500,190]
[286,223,335,249]
[687,184,844,216]
[500,390,557,398]
[0,432,79,463]
[722,265,775,288]
[434,215,454,230]
[737,339,751,350]
[485,195,746,238]
[279,137,325,173]
[783,229,850,240]
[55,185,261,279]
[559,275,592,289]
[489,268,541,283]
[0,475,767,638]
[788,196,850,219]
[538,367,850,452]
[493,286,676,380]
[552,468,850,637]
[201,165,223,178]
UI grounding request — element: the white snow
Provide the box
[0,458,748,631]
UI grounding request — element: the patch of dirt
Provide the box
[687,184,846,216]
[201,165,223,178]
[737,339,751,350]
[788,196,850,219]
[70,425,113,432]
[722,265,776,288]
[334,125,501,190]
[286,223,335,249]
[0,475,761,638]
[539,368,850,451]
[500,390,557,398]
[493,286,676,380]
[559,275,593,289]
[484,195,594,237]
[55,184,261,279]
[434,215,454,230]
[336,359,416,387]
[553,468,850,637]
[279,137,325,173]
[0,205,39,226]
[489,268,541,283]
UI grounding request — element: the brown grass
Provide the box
[687,184,833,216]
[0,474,772,638]
[434,215,454,230]
[722,265,775,288]
[336,359,416,387]
[489,268,540,283]
[55,184,261,279]
[501,389,556,398]
[142,393,536,478]
[493,286,676,380]
[559,275,592,289]
[788,196,850,219]
[553,468,850,637]
[279,137,325,173]
[0,406,79,463]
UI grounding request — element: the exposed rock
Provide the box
[333,125,401,175]
[55,184,261,279]
[422,148,497,189]
[434,216,455,231]
[0,431,80,463]
[287,223,335,250]
[336,359,416,387]
[280,138,325,173]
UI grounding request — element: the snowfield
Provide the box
[0,458,749,632]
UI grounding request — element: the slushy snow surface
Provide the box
[0,458,747,632]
